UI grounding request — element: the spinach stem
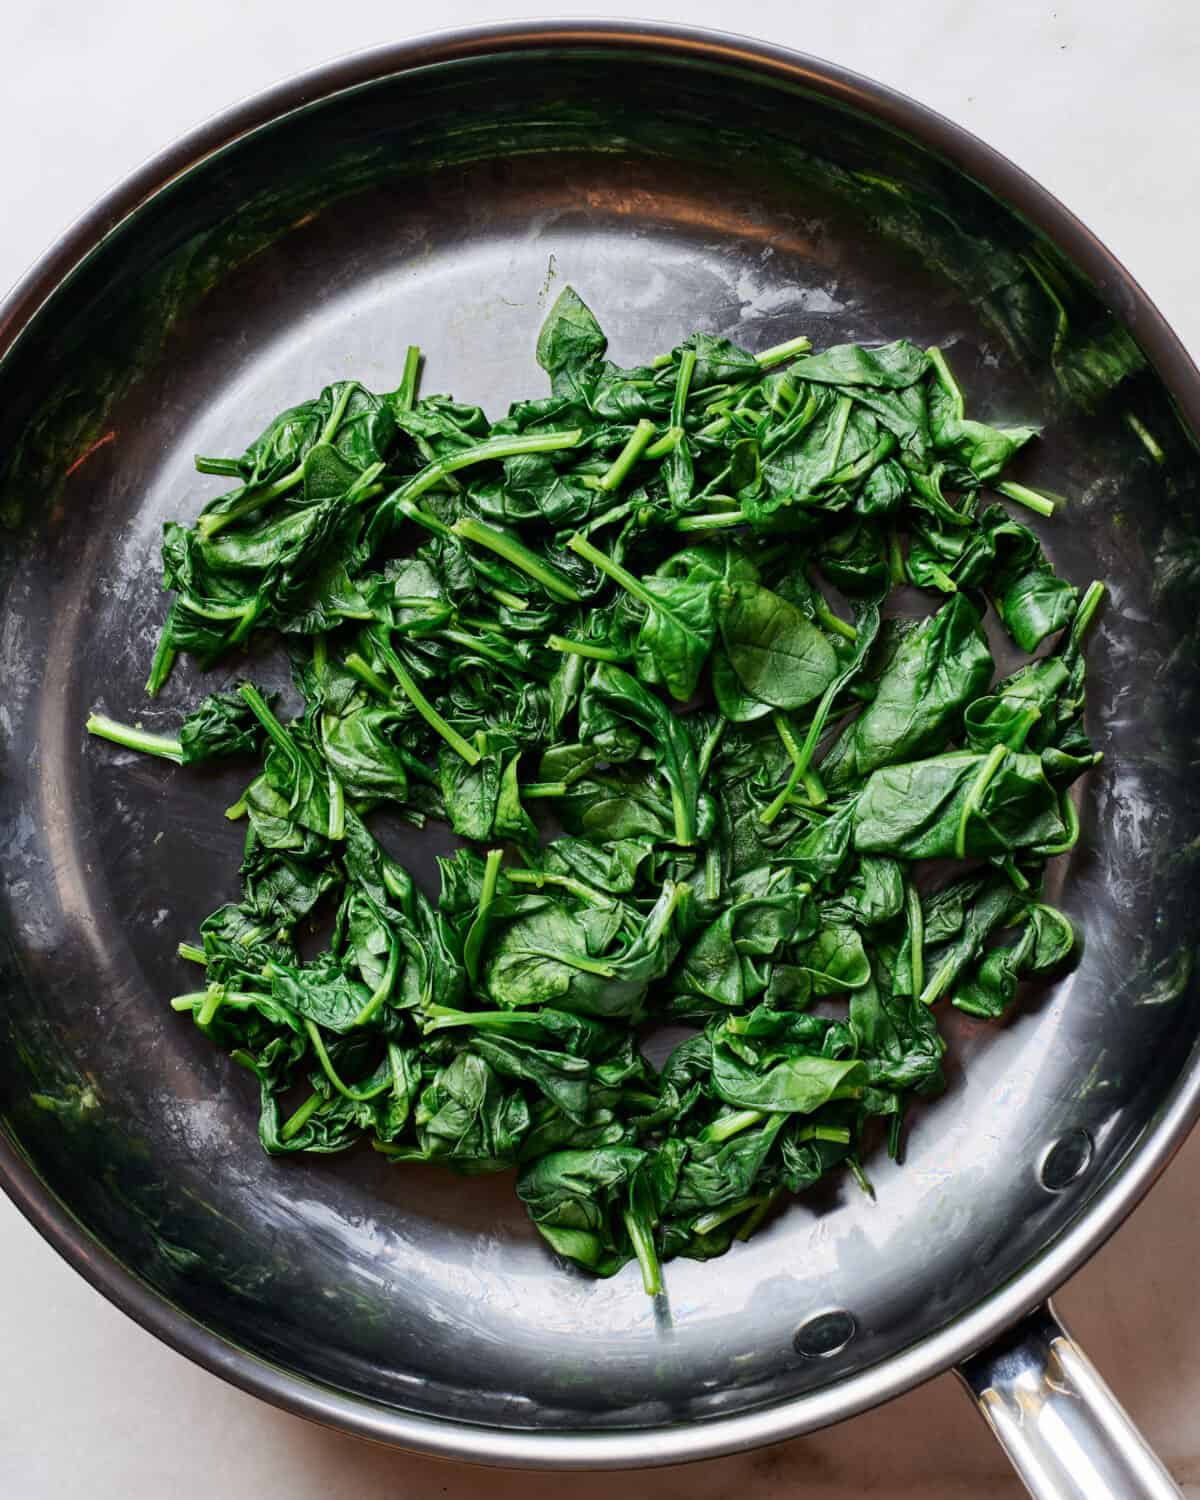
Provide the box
[704,845,722,902]
[505,868,612,906]
[622,1205,662,1297]
[237,683,300,762]
[812,594,858,643]
[955,744,1008,858]
[396,497,453,537]
[755,334,813,366]
[546,633,625,662]
[369,633,481,765]
[169,991,213,1010]
[144,623,178,698]
[696,415,730,440]
[762,711,828,825]
[86,713,183,764]
[887,526,906,585]
[697,718,726,780]
[905,882,924,997]
[303,1018,392,1101]
[693,1194,769,1237]
[395,429,582,507]
[770,710,804,766]
[1039,790,1081,856]
[176,597,261,624]
[488,586,529,612]
[515,947,616,977]
[1071,580,1105,644]
[327,770,345,842]
[888,1109,905,1161]
[452,517,581,602]
[645,428,681,460]
[197,985,225,1027]
[638,356,695,465]
[280,1090,322,1141]
[825,396,853,475]
[672,509,746,532]
[670,784,694,847]
[343,652,394,700]
[671,348,697,429]
[1007,706,1042,751]
[770,377,798,416]
[353,932,400,1026]
[700,1108,765,1144]
[920,956,958,1007]
[1002,857,1031,893]
[317,382,358,446]
[194,456,243,477]
[423,1007,517,1033]
[566,531,659,613]
[599,419,656,492]
[997,479,1056,518]
[475,847,504,928]
[441,627,516,666]
[396,345,422,411]
[736,1187,783,1241]
[797,1124,853,1144]
[177,942,207,965]
[926,346,964,420]
[1124,411,1165,463]
[702,385,744,413]
[647,881,685,944]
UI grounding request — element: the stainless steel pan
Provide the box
[1,23,1197,1497]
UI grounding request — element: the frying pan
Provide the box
[0,22,1196,1498]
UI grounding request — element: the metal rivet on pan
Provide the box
[794,1309,856,1359]
[1039,1128,1094,1191]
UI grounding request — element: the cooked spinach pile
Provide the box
[87,289,1101,1294]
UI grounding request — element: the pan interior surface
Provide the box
[2,37,1199,1449]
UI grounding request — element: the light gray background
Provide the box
[4,2,1199,1496]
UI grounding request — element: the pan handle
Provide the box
[956,1301,1181,1499]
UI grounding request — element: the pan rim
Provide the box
[2,17,1199,1468]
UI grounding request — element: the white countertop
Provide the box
[4,3,1200,1495]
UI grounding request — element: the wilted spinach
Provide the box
[87,287,1100,1294]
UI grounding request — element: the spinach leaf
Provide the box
[853,749,1064,860]
[516,1145,647,1277]
[178,687,269,763]
[536,288,608,403]
[790,340,930,389]
[711,1037,867,1113]
[986,514,1078,650]
[822,594,993,787]
[717,581,839,710]
[580,665,702,845]
[926,350,1038,481]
